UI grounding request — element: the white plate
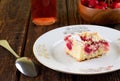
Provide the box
[33,25,120,75]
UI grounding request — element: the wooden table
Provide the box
[0,0,120,81]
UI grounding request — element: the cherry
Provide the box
[95,1,107,9]
[110,2,120,8]
[84,44,92,54]
[88,0,99,8]
[64,35,71,41]
[81,0,120,9]
[114,2,120,8]
[80,36,92,41]
[95,5,106,9]
[115,0,120,2]
[110,2,117,8]
[99,40,109,46]
[81,0,89,6]
[99,40,109,51]
[66,41,72,50]
[80,36,86,41]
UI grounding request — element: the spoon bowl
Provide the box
[0,40,39,77]
[15,57,39,77]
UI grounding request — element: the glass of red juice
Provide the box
[31,0,57,26]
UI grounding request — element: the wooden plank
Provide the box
[66,0,79,25]
[66,0,86,25]
[57,0,68,27]
[72,71,120,81]
[0,0,30,81]
[0,0,120,81]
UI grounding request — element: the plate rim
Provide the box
[33,25,120,75]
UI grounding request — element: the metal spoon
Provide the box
[0,40,39,77]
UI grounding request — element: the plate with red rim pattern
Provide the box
[33,25,120,74]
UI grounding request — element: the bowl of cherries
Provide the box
[78,0,120,25]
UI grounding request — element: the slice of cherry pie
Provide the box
[64,31,109,61]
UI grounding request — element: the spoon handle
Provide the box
[0,40,20,58]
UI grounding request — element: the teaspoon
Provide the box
[0,40,39,77]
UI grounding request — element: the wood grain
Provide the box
[0,0,120,81]
[0,0,30,81]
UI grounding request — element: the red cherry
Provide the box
[81,0,89,6]
[100,40,109,51]
[66,42,72,50]
[104,44,109,51]
[110,2,116,9]
[64,35,71,41]
[100,2,107,7]
[88,0,99,8]
[110,2,120,9]
[114,2,120,8]
[99,40,109,46]
[84,44,92,54]
[115,0,120,2]
[80,36,92,41]
[95,1,107,9]
[95,5,105,9]
[80,36,86,41]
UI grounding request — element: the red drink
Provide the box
[31,0,57,26]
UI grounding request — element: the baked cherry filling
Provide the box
[66,41,72,50]
[64,34,109,53]
[80,36,109,54]
[84,40,109,54]
[64,35,72,50]
[64,35,71,41]
[80,36,92,41]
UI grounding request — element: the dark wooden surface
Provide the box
[0,0,120,81]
